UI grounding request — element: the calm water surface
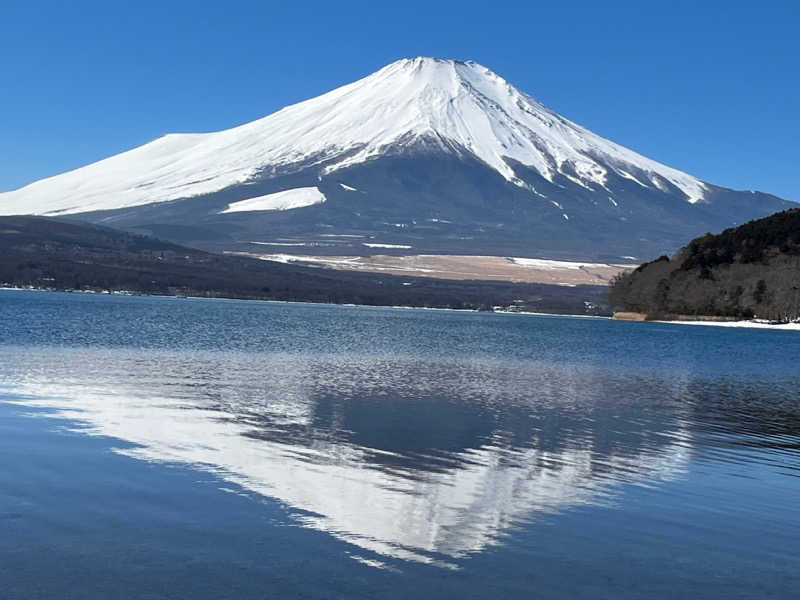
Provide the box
[1,290,799,599]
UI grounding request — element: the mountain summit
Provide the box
[1,57,794,260]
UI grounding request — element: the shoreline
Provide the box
[654,319,800,331]
[612,310,799,331]
[4,288,798,330]
[0,286,599,318]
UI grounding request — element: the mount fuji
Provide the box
[1,57,794,261]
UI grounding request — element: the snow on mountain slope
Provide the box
[1,57,709,217]
[221,187,326,213]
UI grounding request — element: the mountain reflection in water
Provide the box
[3,346,697,566]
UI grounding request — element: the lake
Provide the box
[1,289,799,599]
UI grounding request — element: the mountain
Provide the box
[609,208,800,321]
[1,57,794,261]
[0,215,610,313]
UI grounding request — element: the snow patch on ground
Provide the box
[250,241,314,246]
[221,187,326,213]
[363,243,413,249]
[319,234,365,238]
[508,257,635,270]
[259,254,364,267]
[657,320,800,331]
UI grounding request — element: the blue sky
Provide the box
[1,0,798,201]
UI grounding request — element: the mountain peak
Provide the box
[387,56,466,67]
[0,57,793,262]
[2,58,716,216]
[373,56,505,93]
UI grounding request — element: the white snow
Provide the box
[362,243,413,249]
[657,320,800,331]
[650,175,669,192]
[249,241,314,246]
[508,257,636,270]
[256,253,296,264]
[220,187,326,213]
[616,170,647,187]
[259,254,363,267]
[319,233,365,238]
[0,57,708,216]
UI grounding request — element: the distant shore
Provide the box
[6,288,798,331]
[0,286,601,318]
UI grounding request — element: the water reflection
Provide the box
[0,346,704,566]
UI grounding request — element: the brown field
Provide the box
[235,253,637,286]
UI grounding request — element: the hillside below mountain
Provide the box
[1,57,794,261]
[0,216,609,313]
[609,209,800,321]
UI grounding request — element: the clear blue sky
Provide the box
[2,0,797,201]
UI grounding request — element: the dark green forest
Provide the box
[0,216,608,315]
[609,209,800,321]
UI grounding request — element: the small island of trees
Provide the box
[609,209,800,322]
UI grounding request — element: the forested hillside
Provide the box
[609,209,800,321]
[0,216,608,314]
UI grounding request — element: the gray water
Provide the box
[1,290,799,598]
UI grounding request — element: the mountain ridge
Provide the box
[1,57,794,261]
[0,57,712,213]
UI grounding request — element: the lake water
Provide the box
[1,290,799,599]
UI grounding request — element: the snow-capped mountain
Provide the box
[1,57,794,260]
